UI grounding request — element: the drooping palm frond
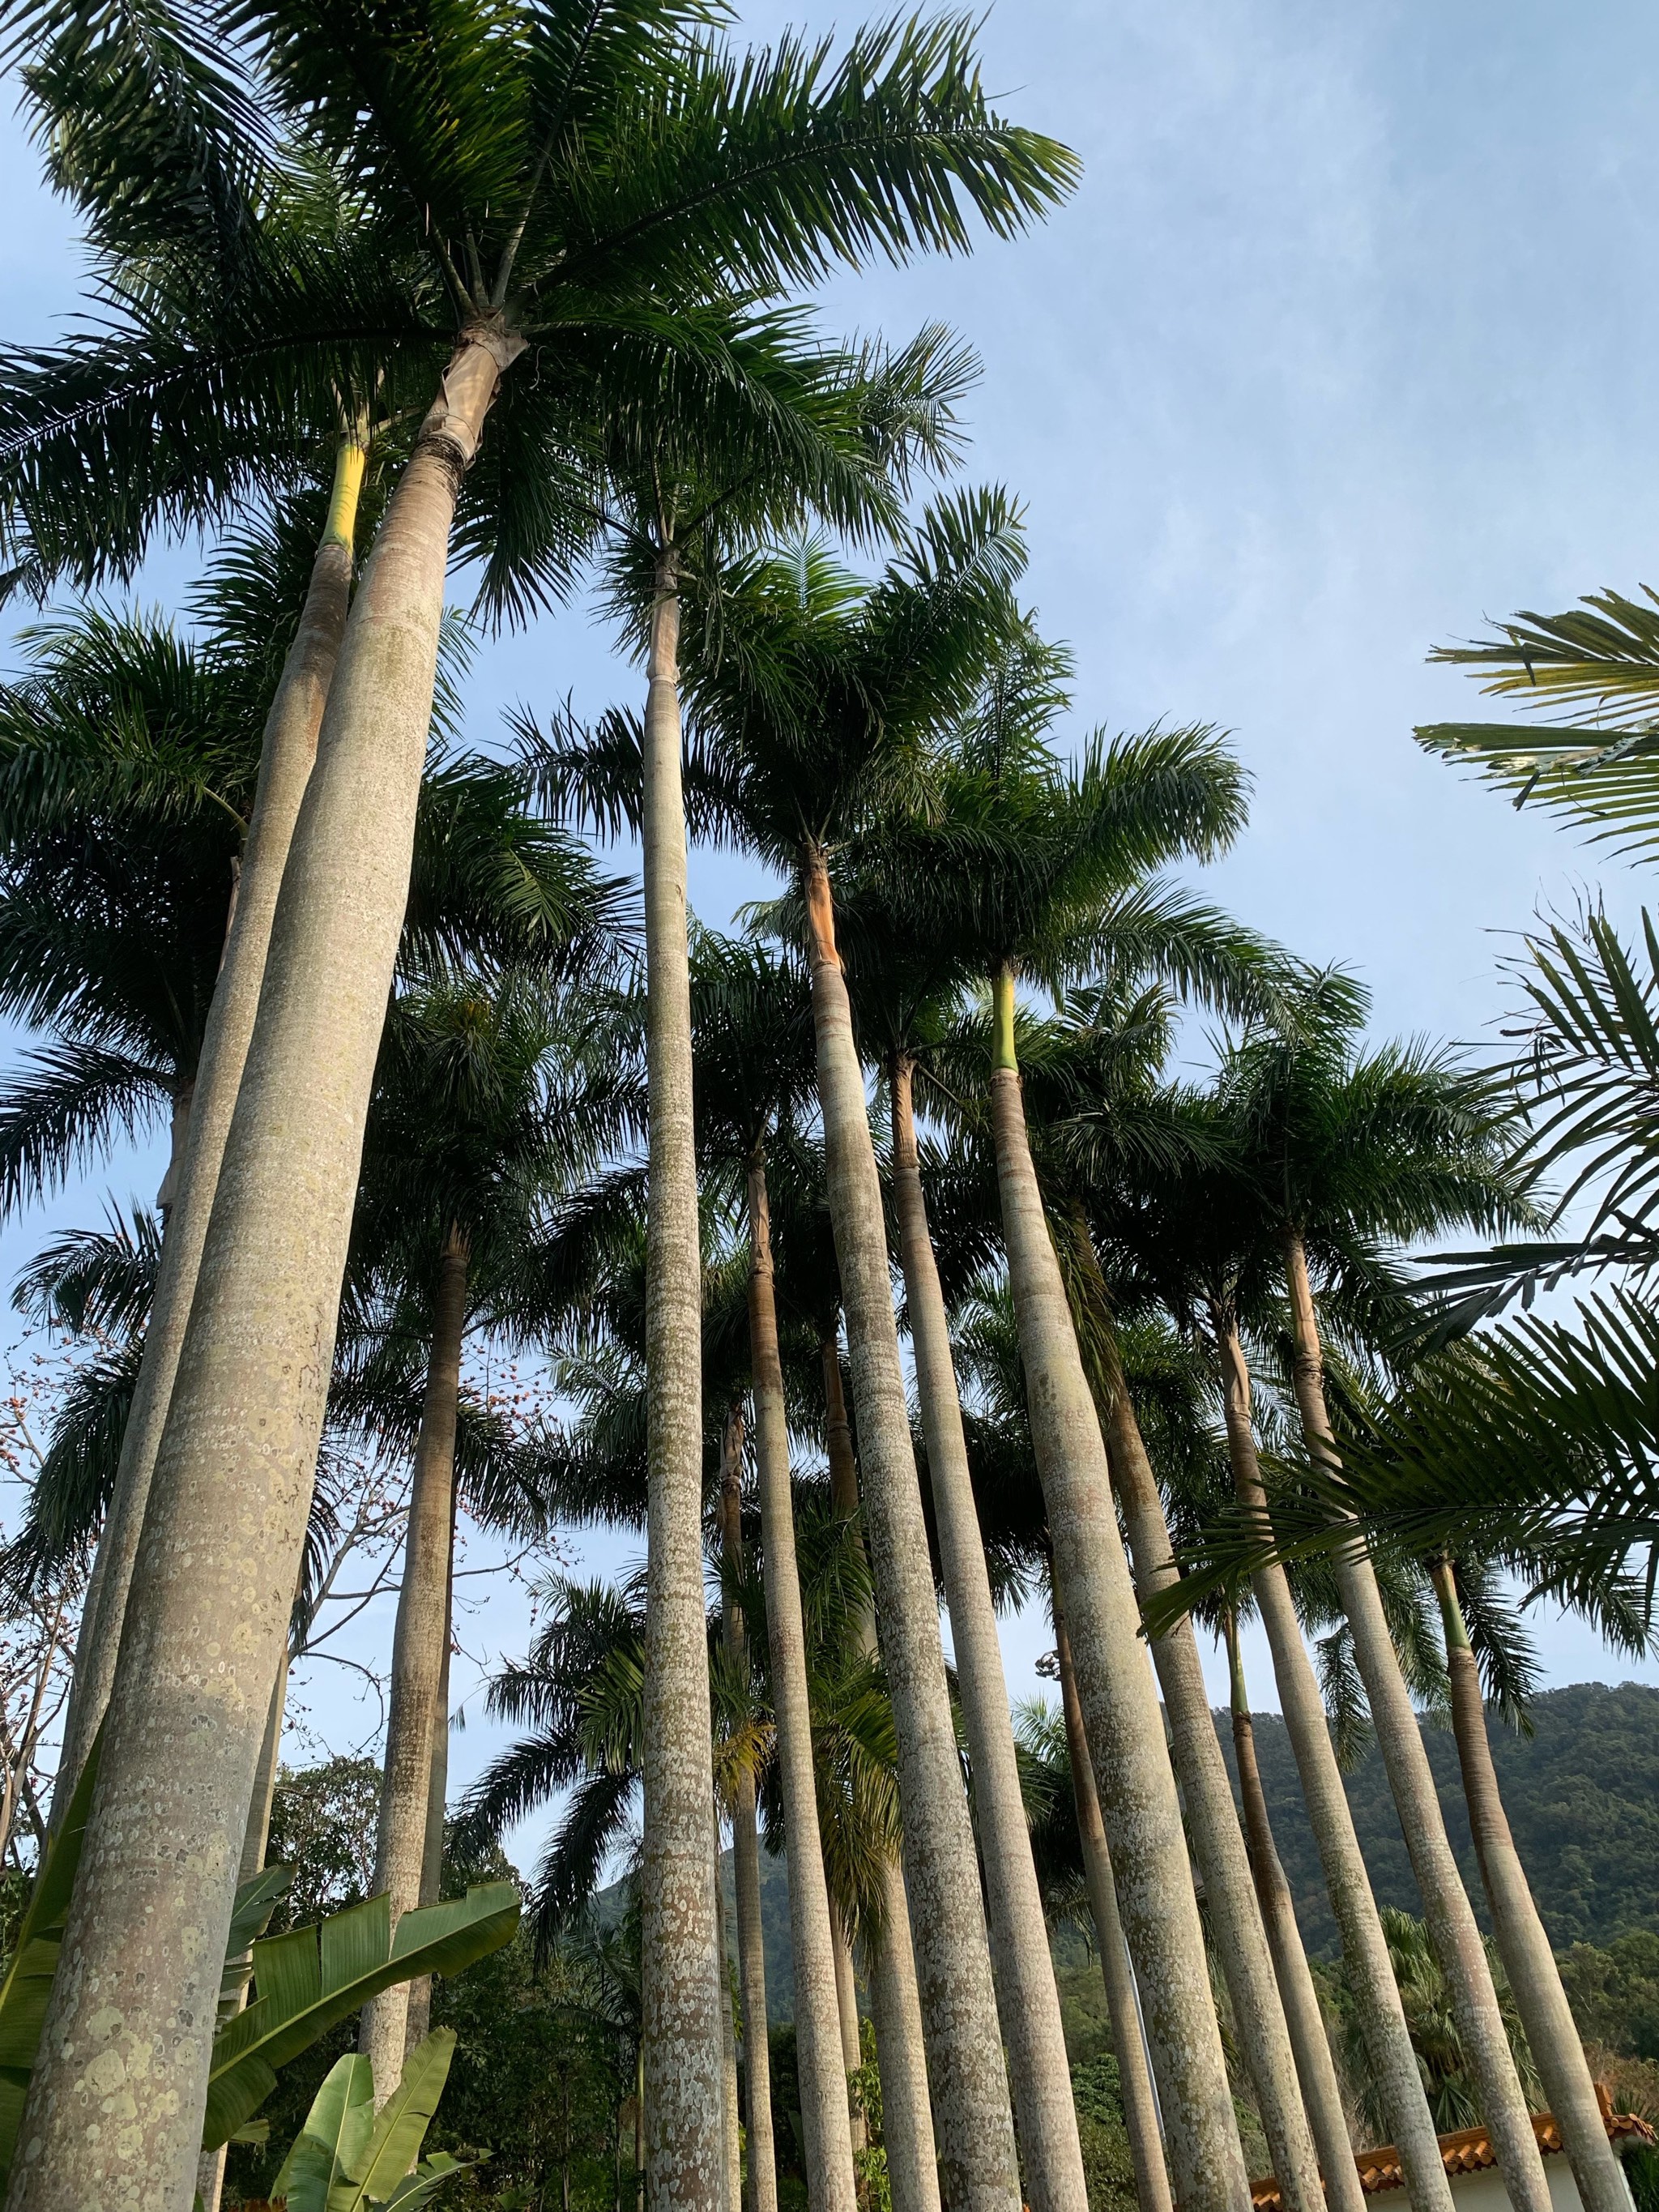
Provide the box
[1419,587,1659,859]
[11,1198,162,1339]
[0,1043,171,1218]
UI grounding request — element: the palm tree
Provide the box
[979,986,1331,2212]
[1101,1099,1473,2212]
[1226,982,1557,2212]
[0,570,582,1813]
[833,878,1088,2212]
[519,314,970,2210]
[17,11,1077,2199]
[681,513,1044,2212]
[347,954,632,2094]
[689,934,859,2212]
[848,637,1282,2212]
[544,510,1035,2211]
[1329,1910,1542,2144]
[1014,1646,1174,2212]
[714,1405,778,2212]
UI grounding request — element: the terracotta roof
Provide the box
[1250,2095,1657,2210]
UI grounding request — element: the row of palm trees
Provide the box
[0,5,1648,2212]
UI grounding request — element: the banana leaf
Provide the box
[201,1882,518,2150]
[0,1736,100,2196]
[272,2031,476,2212]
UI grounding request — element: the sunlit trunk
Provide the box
[891,1053,1088,2212]
[15,332,515,2212]
[638,553,728,2211]
[1054,1603,1174,2212]
[747,1157,859,2212]
[1429,1559,1627,2212]
[803,854,1021,2212]
[986,967,1247,2212]
[1223,1611,1363,2212]
[1067,1215,1322,2212]
[1213,1307,1454,2212]
[1284,1233,1551,2212]
[49,433,368,1828]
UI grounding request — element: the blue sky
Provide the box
[5,2,1659,1861]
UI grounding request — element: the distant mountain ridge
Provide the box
[1224,1679,1659,1958]
[693,1680,1659,2018]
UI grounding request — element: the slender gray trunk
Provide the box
[803,854,1021,2212]
[1066,1228,1322,2212]
[1054,1603,1174,2212]
[1223,1612,1363,2212]
[1429,1564,1627,2212]
[821,1329,940,2212]
[14,331,515,2212]
[1283,1234,1551,2212]
[717,1843,744,2212]
[746,1159,859,2212]
[890,1055,1088,2212]
[864,1861,941,2212]
[719,1414,778,2212]
[403,1517,455,2055]
[1213,1312,1455,2212]
[984,989,1247,2212]
[360,1227,468,2097]
[638,558,727,2212]
[830,1913,868,2152]
[49,434,368,1829]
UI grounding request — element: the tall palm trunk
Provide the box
[821,1359,940,2212]
[830,1915,868,2151]
[405,1512,456,2053]
[717,1851,744,2212]
[1222,1610,1362,2212]
[1212,1310,1454,2212]
[890,1054,1089,2212]
[15,331,516,2212]
[1282,1234,1551,2212]
[1099,1383,1325,2212]
[984,968,1247,2212]
[864,1860,941,2212]
[1065,1212,1323,2212]
[822,1337,859,1513]
[1427,1565,1626,2212]
[802,851,1021,2212]
[49,433,368,1826]
[361,1224,469,2095]
[1053,1605,1173,2212]
[638,554,728,2211]
[719,1410,779,2212]
[746,1158,859,2212]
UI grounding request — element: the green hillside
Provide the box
[1221,1680,1659,1958]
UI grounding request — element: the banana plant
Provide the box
[0,1736,518,2193]
[269,2029,476,2212]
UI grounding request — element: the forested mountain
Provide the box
[1222,1680,1659,1958]
[726,1680,1659,2021]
